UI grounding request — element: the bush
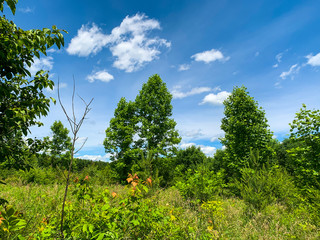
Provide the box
[20,167,57,184]
[175,167,226,202]
[236,166,299,211]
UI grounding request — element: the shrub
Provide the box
[175,167,226,202]
[20,167,57,184]
[236,165,299,211]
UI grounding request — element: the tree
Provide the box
[135,74,181,154]
[104,98,137,160]
[220,86,274,179]
[44,120,72,168]
[0,1,66,168]
[104,98,138,180]
[287,104,320,189]
[57,81,93,238]
[175,145,207,173]
[104,74,181,181]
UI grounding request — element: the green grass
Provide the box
[1,181,319,239]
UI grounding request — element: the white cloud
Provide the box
[172,86,212,99]
[47,49,58,53]
[306,53,320,66]
[46,82,67,93]
[28,56,54,76]
[18,7,33,13]
[180,129,204,139]
[191,49,229,64]
[210,136,219,142]
[280,64,300,79]
[273,51,287,68]
[87,70,114,83]
[180,142,216,156]
[276,53,283,63]
[178,64,190,71]
[66,23,109,57]
[200,91,231,105]
[76,154,111,162]
[180,142,195,149]
[67,14,170,72]
[200,145,216,156]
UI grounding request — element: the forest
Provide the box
[1,1,320,239]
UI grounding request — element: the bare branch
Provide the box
[58,79,75,133]
[74,137,88,154]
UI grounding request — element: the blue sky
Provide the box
[5,0,320,161]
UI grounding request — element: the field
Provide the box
[1,175,319,239]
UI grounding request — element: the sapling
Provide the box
[57,79,93,239]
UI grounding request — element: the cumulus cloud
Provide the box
[200,91,231,105]
[86,70,114,83]
[306,53,320,66]
[67,14,170,72]
[191,49,229,64]
[172,86,212,99]
[66,24,109,57]
[28,56,54,76]
[178,64,190,71]
[180,142,216,156]
[280,64,300,79]
[180,129,204,139]
[76,154,111,162]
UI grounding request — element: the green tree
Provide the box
[104,98,138,180]
[287,104,320,189]
[175,145,207,173]
[104,75,180,181]
[0,0,66,168]
[220,86,274,179]
[135,74,181,154]
[44,121,72,168]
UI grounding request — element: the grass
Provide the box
[1,182,319,239]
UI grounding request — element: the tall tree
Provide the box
[0,0,66,168]
[104,75,180,180]
[220,86,274,179]
[104,98,138,179]
[287,104,320,189]
[104,98,137,160]
[135,74,181,155]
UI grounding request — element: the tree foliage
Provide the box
[287,104,320,189]
[43,121,72,168]
[220,86,274,179]
[104,75,180,180]
[104,98,138,180]
[175,145,207,173]
[135,74,181,154]
[104,98,137,160]
[0,1,66,168]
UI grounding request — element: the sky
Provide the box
[4,0,320,161]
